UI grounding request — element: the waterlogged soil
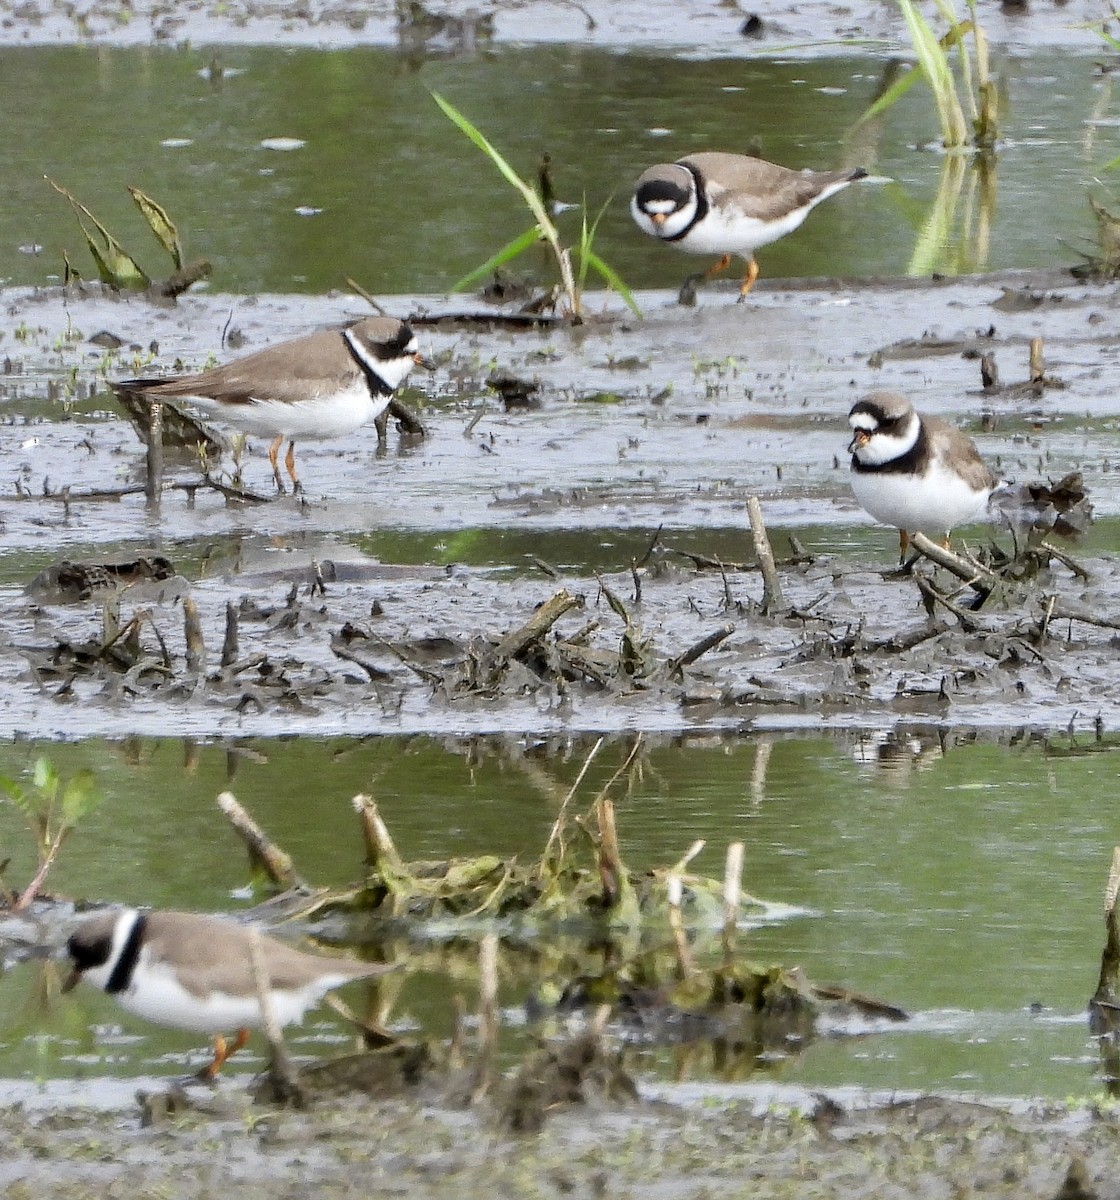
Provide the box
[3,1083,1120,1200]
[0,0,1113,56]
[0,272,1119,738]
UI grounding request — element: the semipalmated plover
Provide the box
[848,391,997,557]
[112,316,433,492]
[64,907,393,1077]
[630,151,867,302]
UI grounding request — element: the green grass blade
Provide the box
[853,65,924,126]
[431,92,555,234]
[578,248,643,317]
[451,224,543,292]
[897,0,968,146]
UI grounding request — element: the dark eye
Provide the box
[67,931,112,970]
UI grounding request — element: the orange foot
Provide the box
[198,1027,251,1081]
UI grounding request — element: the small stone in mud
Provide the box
[740,13,764,36]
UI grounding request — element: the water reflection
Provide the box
[0,46,1110,293]
[0,725,1114,1096]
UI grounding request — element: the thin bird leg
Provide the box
[198,1027,251,1080]
[284,440,301,494]
[267,435,285,493]
[679,253,733,306]
[735,256,761,303]
[898,529,910,561]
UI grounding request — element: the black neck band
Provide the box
[852,419,928,476]
[665,162,708,243]
[106,911,148,994]
[343,335,393,397]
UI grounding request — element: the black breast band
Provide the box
[665,162,708,243]
[106,911,148,994]
[344,336,393,397]
[852,419,929,476]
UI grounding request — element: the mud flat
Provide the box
[2,1082,1117,1200]
[0,272,1116,738]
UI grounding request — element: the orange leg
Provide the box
[284,440,301,493]
[267,435,285,492]
[735,256,761,302]
[199,1027,251,1081]
[898,529,911,562]
[705,253,733,281]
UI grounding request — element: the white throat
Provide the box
[852,411,920,467]
[344,329,417,392]
[630,193,699,241]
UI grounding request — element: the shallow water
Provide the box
[2,24,1120,1114]
[0,728,1114,1100]
[2,45,1115,293]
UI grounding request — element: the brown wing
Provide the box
[144,912,389,999]
[924,416,997,491]
[680,152,861,222]
[114,329,360,407]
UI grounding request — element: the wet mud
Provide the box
[3,1081,1120,1200]
[1,0,1112,57]
[0,271,1118,738]
[5,1,1120,1185]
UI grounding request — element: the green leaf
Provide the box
[46,176,150,289]
[129,187,183,269]
[0,774,25,806]
[31,757,57,795]
[60,769,99,825]
[451,224,543,292]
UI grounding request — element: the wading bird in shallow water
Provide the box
[630,151,867,303]
[847,391,998,559]
[112,316,433,493]
[64,908,394,1078]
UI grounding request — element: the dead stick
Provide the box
[596,798,624,909]
[1029,336,1045,385]
[145,400,163,508]
[216,792,304,889]
[909,532,999,588]
[1039,541,1091,581]
[913,575,982,632]
[540,736,604,871]
[221,601,239,668]
[722,842,744,961]
[669,622,734,672]
[746,496,785,614]
[1050,601,1120,633]
[471,933,500,1103]
[491,589,580,660]
[248,928,304,1107]
[183,597,205,674]
[352,793,404,871]
[667,875,695,978]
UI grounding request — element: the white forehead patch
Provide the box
[849,411,878,432]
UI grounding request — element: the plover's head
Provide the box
[631,163,699,240]
[63,909,134,993]
[848,392,920,466]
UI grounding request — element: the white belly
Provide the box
[183,380,388,441]
[674,202,813,257]
[117,961,331,1033]
[850,460,991,535]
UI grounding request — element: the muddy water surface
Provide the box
[2,3,1120,1158]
